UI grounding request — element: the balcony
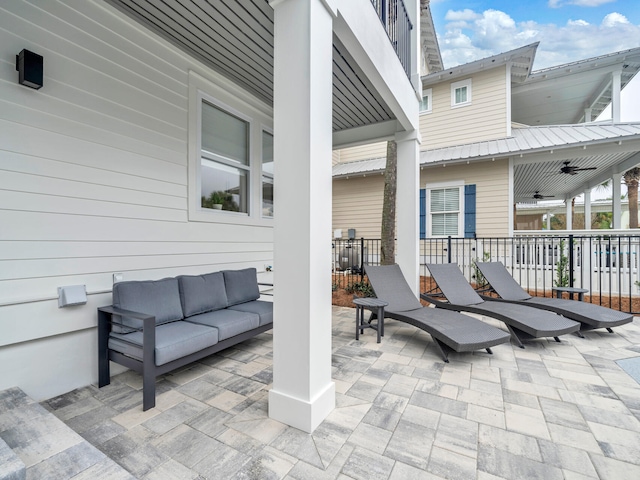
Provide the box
[371,0,413,78]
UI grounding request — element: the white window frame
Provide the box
[261,128,274,219]
[419,88,432,114]
[425,181,464,238]
[188,71,273,225]
[451,78,472,108]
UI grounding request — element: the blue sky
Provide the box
[428,0,640,120]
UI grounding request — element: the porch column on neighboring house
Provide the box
[566,197,573,231]
[613,172,623,229]
[269,0,336,433]
[546,211,551,231]
[584,190,592,229]
[396,130,421,294]
[612,70,622,123]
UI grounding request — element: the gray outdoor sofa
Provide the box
[422,263,581,347]
[98,268,272,411]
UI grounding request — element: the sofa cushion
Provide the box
[228,300,273,327]
[223,268,260,306]
[178,272,228,317]
[112,278,183,332]
[185,309,260,341]
[108,321,219,366]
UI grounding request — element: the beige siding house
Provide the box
[333,43,640,239]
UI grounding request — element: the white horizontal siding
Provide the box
[0,0,273,400]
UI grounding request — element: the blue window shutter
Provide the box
[464,184,476,238]
[420,188,426,239]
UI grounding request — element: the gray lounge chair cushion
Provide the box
[108,321,219,366]
[228,300,273,326]
[113,278,184,332]
[186,309,260,340]
[178,272,228,317]
[476,262,531,301]
[426,263,485,306]
[223,268,260,306]
[364,264,423,312]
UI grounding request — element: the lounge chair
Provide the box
[422,263,580,348]
[364,264,510,362]
[476,261,633,334]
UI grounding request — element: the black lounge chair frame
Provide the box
[422,263,580,348]
[475,261,633,335]
[364,264,510,362]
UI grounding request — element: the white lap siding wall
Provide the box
[0,1,273,400]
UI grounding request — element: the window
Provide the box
[200,102,249,213]
[419,88,432,114]
[430,187,461,236]
[426,183,476,238]
[262,131,274,217]
[188,71,274,225]
[451,79,472,107]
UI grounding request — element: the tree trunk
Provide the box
[380,141,397,265]
[628,179,639,228]
[624,167,640,228]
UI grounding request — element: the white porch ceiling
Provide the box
[512,48,640,126]
[106,0,396,133]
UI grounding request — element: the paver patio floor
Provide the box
[41,306,640,479]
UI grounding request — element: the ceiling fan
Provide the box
[532,191,554,200]
[559,161,596,175]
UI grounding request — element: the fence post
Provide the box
[447,236,452,264]
[569,234,574,287]
[360,237,365,281]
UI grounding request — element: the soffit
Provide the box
[512,48,640,126]
[106,0,395,132]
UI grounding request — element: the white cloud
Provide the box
[549,0,617,7]
[602,12,630,26]
[439,9,640,70]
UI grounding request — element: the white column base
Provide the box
[269,381,335,433]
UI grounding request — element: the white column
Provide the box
[613,172,622,229]
[584,107,592,123]
[546,211,551,231]
[612,70,622,123]
[584,190,591,230]
[269,0,335,433]
[566,198,573,231]
[396,130,421,294]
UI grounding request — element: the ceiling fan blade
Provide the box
[574,167,597,172]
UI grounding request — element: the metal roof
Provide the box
[423,123,640,164]
[333,157,387,178]
[333,122,640,205]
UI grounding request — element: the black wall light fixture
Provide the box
[16,49,43,90]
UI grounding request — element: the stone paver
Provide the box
[1,307,639,479]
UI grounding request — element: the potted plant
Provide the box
[202,191,226,210]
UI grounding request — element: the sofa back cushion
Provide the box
[178,272,228,317]
[223,268,260,306]
[113,277,183,331]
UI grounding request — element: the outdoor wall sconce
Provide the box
[16,49,43,90]
[57,285,87,308]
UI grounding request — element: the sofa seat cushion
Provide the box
[178,272,228,317]
[223,268,260,306]
[112,277,183,332]
[186,309,260,341]
[228,300,273,326]
[108,321,219,366]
